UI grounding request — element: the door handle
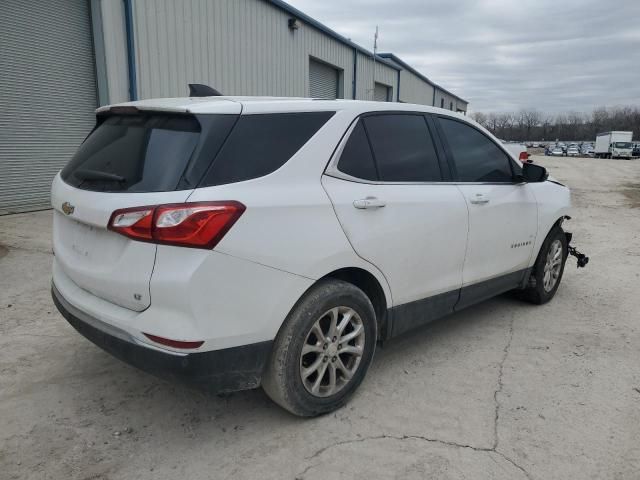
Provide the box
[353,197,386,209]
[469,193,490,205]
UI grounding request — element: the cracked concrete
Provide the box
[296,318,530,480]
[493,317,514,450]
[1,156,640,479]
[295,317,530,480]
[296,435,523,480]
[490,318,533,480]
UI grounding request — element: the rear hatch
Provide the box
[52,103,240,311]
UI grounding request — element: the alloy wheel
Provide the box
[543,239,563,292]
[299,306,365,397]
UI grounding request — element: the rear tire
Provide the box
[520,226,568,305]
[262,279,377,416]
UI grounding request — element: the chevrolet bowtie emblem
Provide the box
[61,202,75,215]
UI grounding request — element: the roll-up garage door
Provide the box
[0,0,97,214]
[309,58,338,99]
[374,83,390,102]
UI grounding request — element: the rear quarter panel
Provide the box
[186,109,394,307]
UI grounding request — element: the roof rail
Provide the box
[188,84,222,97]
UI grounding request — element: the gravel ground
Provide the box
[1,155,639,479]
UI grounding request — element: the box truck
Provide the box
[595,131,633,159]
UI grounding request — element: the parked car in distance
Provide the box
[633,143,640,157]
[551,147,565,156]
[51,94,582,416]
[581,144,595,157]
[567,146,580,157]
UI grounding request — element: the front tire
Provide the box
[262,279,377,416]
[520,226,568,304]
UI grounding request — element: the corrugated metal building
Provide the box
[378,53,468,113]
[0,0,468,214]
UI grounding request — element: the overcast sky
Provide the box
[287,0,640,114]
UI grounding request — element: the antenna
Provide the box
[188,83,222,97]
[370,26,379,100]
[374,25,379,54]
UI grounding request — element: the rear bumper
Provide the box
[52,284,272,393]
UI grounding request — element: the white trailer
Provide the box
[595,131,633,159]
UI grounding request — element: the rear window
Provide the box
[200,112,334,186]
[62,114,209,192]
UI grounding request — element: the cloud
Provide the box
[287,0,640,113]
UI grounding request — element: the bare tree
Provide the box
[469,112,488,128]
[487,112,499,133]
[519,109,542,140]
[540,115,554,140]
[567,112,585,140]
[469,106,640,141]
[496,113,514,139]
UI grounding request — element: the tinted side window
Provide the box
[202,112,334,186]
[337,121,377,180]
[364,114,442,182]
[439,118,514,182]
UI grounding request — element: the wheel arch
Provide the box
[526,215,569,278]
[547,215,568,235]
[320,267,390,340]
[548,214,569,241]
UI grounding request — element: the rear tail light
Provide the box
[108,201,245,249]
[109,208,154,242]
[519,151,530,161]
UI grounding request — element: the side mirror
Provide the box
[518,162,548,183]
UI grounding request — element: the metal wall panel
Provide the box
[309,59,338,98]
[374,61,397,93]
[354,52,397,101]
[378,54,466,111]
[456,99,469,113]
[398,69,435,105]
[0,0,96,214]
[132,0,355,99]
[100,0,464,109]
[99,0,130,104]
[434,88,467,113]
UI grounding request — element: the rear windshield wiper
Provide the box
[74,169,125,182]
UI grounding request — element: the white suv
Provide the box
[51,95,583,416]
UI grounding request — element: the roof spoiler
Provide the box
[188,83,222,97]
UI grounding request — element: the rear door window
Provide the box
[336,121,378,181]
[363,114,442,182]
[438,117,514,182]
[201,112,334,186]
